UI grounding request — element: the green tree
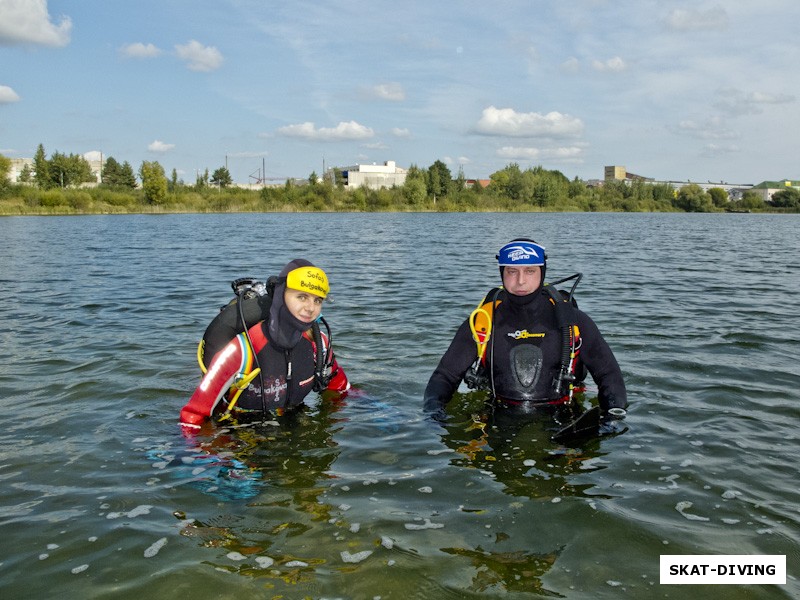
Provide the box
[488,164,515,197]
[210,166,233,188]
[102,156,136,189]
[770,187,800,209]
[118,161,137,188]
[102,156,137,188]
[18,163,32,183]
[674,184,712,212]
[195,168,209,188]
[401,164,428,206]
[33,144,50,189]
[49,152,93,187]
[139,160,168,204]
[739,191,765,211]
[708,187,728,209]
[427,159,452,198]
[0,154,10,190]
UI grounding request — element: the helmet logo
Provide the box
[506,245,540,262]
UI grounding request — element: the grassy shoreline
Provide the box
[0,180,790,216]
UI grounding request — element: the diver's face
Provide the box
[503,266,542,296]
[283,288,324,323]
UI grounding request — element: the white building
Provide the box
[340,161,407,190]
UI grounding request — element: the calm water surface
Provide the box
[0,212,797,599]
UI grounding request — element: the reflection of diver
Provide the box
[169,401,351,585]
[437,391,614,501]
[180,259,349,430]
[151,397,345,505]
[441,544,564,596]
[424,239,628,440]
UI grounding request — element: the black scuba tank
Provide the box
[199,278,275,370]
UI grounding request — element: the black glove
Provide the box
[599,407,627,436]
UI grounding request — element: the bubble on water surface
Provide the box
[405,518,444,530]
[71,564,89,574]
[226,552,247,561]
[255,556,274,568]
[661,474,680,489]
[417,486,432,493]
[675,501,709,521]
[285,560,308,567]
[721,490,740,500]
[341,550,372,563]
[144,537,167,558]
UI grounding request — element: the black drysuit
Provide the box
[423,287,627,415]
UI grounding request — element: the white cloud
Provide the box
[497,146,584,160]
[665,6,729,31]
[0,85,21,103]
[475,106,584,138]
[702,143,740,157]
[391,127,411,138]
[175,40,224,72]
[560,57,580,73]
[591,56,627,72]
[673,117,739,140]
[713,88,795,116]
[148,140,175,153]
[83,150,102,161]
[0,0,71,47]
[227,151,269,158]
[277,120,374,141]
[120,42,162,59]
[370,82,406,101]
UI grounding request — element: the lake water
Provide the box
[0,212,797,599]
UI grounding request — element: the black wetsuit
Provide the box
[423,287,627,414]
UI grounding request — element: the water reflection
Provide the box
[440,545,563,597]
[142,399,351,585]
[439,391,617,502]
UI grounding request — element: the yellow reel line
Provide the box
[217,368,262,421]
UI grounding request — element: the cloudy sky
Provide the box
[1,0,797,185]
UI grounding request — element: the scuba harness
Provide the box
[197,276,335,418]
[464,273,587,404]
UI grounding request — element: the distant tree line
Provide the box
[0,145,797,214]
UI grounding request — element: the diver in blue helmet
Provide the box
[423,238,627,432]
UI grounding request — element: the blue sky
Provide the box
[1,0,798,185]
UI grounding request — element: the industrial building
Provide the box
[339,160,407,190]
